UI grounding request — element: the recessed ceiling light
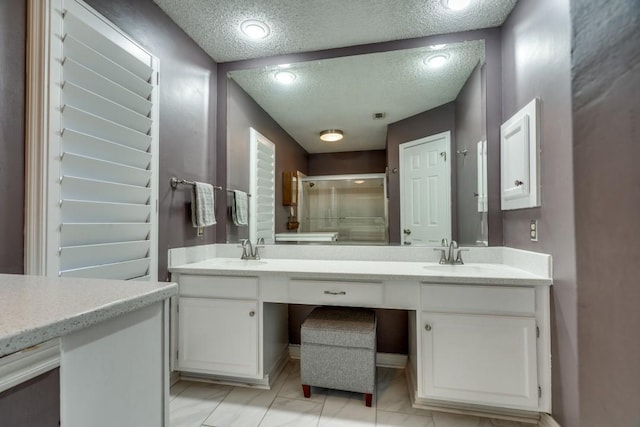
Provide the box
[425,54,449,68]
[274,70,296,84]
[319,129,344,142]
[277,64,291,68]
[430,44,447,50]
[442,0,471,11]
[240,20,270,40]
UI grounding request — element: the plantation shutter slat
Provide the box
[60,223,151,247]
[61,129,151,170]
[61,176,151,205]
[63,82,152,133]
[60,258,152,280]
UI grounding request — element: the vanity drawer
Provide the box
[179,275,258,299]
[421,284,535,315]
[288,279,383,306]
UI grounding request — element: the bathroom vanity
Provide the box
[169,244,552,420]
[0,274,177,427]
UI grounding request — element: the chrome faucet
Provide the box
[433,240,468,265]
[240,238,265,260]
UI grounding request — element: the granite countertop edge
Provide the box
[0,283,177,358]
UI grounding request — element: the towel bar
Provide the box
[170,177,251,196]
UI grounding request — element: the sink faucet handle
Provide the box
[455,248,469,265]
[441,238,449,247]
[240,239,253,260]
[433,248,447,264]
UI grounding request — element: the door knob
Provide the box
[403,229,411,235]
[249,310,255,317]
[425,324,432,331]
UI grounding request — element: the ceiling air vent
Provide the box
[372,112,386,120]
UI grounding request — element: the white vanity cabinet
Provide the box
[177,275,261,379]
[417,284,546,411]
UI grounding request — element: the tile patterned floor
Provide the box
[170,360,536,427]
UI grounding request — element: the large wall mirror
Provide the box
[224,34,499,246]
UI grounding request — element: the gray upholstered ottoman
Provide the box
[300,306,376,407]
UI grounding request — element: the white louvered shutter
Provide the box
[47,0,159,280]
[249,128,275,243]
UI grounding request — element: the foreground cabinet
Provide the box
[178,297,258,377]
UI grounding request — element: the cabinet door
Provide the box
[421,312,538,410]
[178,298,259,377]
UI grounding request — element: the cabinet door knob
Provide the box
[425,324,432,331]
[249,310,255,317]
[514,179,524,187]
[403,229,411,235]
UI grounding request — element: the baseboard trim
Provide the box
[539,413,561,427]
[288,344,407,369]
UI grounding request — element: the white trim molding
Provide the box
[0,339,60,394]
[540,413,562,427]
[25,0,52,275]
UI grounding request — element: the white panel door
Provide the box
[178,297,259,378]
[400,132,451,245]
[421,312,539,410]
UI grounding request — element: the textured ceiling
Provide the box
[152,0,517,62]
[230,40,485,153]
[151,0,513,154]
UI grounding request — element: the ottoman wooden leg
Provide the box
[302,384,311,398]
[365,393,373,407]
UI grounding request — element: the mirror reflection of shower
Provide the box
[298,174,388,244]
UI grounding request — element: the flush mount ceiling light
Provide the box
[319,129,344,142]
[430,44,447,50]
[277,63,291,68]
[353,179,366,184]
[274,70,296,84]
[240,19,270,40]
[425,54,449,68]
[442,0,471,11]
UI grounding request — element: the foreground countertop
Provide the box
[0,274,177,358]
[170,258,552,286]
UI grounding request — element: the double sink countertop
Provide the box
[170,256,553,286]
[0,274,177,358]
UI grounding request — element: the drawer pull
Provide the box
[324,290,346,296]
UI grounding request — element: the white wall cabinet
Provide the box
[178,297,259,377]
[500,98,540,210]
[421,312,539,409]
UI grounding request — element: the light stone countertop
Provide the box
[170,258,552,286]
[0,274,177,358]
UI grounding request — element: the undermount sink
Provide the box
[422,263,502,275]
[208,258,267,266]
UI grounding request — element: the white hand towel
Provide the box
[191,182,216,228]
[232,190,249,226]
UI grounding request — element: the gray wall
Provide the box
[455,63,488,245]
[386,102,457,244]
[225,79,309,241]
[572,0,640,425]
[74,0,219,281]
[0,1,25,274]
[500,0,577,424]
[308,150,386,176]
